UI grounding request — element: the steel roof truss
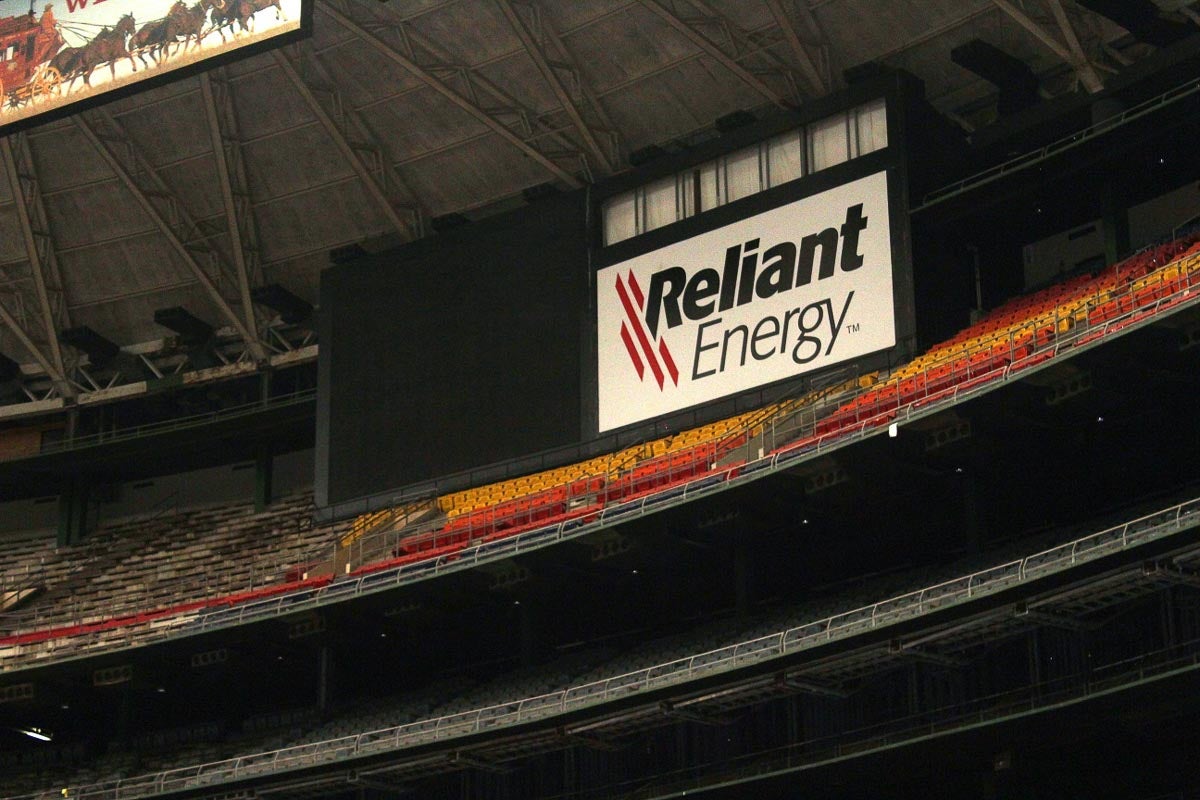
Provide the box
[74,109,270,362]
[318,0,587,187]
[0,134,74,396]
[200,71,262,345]
[272,43,426,240]
[993,0,1105,93]
[639,0,798,107]
[496,0,619,174]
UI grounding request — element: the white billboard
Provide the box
[597,170,896,433]
[0,0,306,131]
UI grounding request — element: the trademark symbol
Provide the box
[846,323,861,333]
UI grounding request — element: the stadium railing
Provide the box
[3,235,1200,667]
[10,494,1199,800]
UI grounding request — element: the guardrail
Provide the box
[35,388,317,457]
[916,77,1200,210]
[12,495,1200,800]
[618,636,1200,800]
[2,251,1199,670]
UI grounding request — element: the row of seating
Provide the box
[5,235,1199,664]
[0,493,347,647]
[10,489,1194,800]
[812,236,1200,436]
[434,407,775,520]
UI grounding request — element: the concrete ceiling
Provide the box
[0,0,1187,404]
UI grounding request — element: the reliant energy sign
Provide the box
[0,0,304,130]
[597,170,896,433]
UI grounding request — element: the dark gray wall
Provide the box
[318,197,588,507]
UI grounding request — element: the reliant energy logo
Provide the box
[597,170,896,432]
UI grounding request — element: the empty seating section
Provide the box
[813,234,1200,436]
[0,493,347,648]
[8,491,1195,800]
[4,235,1200,663]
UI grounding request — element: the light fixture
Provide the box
[888,422,898,438]
[18,726,52,742]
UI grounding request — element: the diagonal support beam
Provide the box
[0,297,63,385]
[1046,0,1105,92]
[638,0,794,107]
[762,0,827,96]
[199,72,259,346]
[993,0,1103,93]
[74,114,269,363]
[318,0,583,188]
[523,3,624,169]
[495,0,614,174]
[0,135,74,396]
[272,46,425,238]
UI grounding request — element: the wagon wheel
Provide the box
[35,67,62,100]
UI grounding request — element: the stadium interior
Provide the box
[3,1,1200,799]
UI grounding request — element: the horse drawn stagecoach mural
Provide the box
[0,0,304,128]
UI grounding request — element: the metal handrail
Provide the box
[916,77,1200,210]
[33,388,317,457]
[3,249,1198,666]
[11,493,1200,800]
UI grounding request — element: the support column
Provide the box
[518,601,538,667]
[961,467,985,553]
[317,645,332,713]
[734,540,750,616]
[255,445,273,513]
[57,477,90,546]
[1103,181,1131,263]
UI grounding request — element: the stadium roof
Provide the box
[0,0,1186,400]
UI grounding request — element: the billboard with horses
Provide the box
[0,0,308,131]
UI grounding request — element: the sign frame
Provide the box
[0,0,312,136]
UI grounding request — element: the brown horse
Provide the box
[130,18,170,69]
[156,1,207,59]
[210,0,283,39]
[206,0,237,44]
[48,45,84,91]
[78,13,137,86]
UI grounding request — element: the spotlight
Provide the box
[18,726,52,742]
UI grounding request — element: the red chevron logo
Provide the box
[615,271,680,390]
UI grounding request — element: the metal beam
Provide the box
[495,0,616,173]
[1022,609,1096,632]
[1046,0,1105,92]
[199,72,260,345]
[271,46,425,238]
[762,0,827,96]
[318,0,584,188]
[73,113,268,362]
[0,135,73,396]
[0,297,63,384]
[993,0,1103,93]
[778,675,848,698]
[638,0,794,107]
